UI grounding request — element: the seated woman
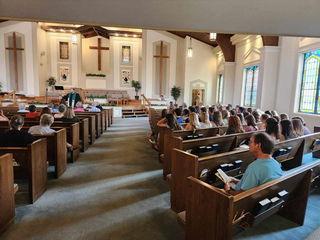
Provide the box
[212,111,224,127]
[199,107,207,123]
[0,110,9,121]
[182,109,190,123]
[28,114,56,135]
[221,109,229,125]
[225,133,283,192]
[292,118,304,137]
[184,112,201,131]
[157,113,182,130]
[265,117,280,142]
[0,115,35,147]
[243,114,257,132]
[200,111,212,128]
[226,116,244,135]
[26,104,40,118]
[54,104,67,119]
[292,116,311,135]
[74,101,85,113]
[258,114,270,130]
[61,108,80,122]
[280,119,297,141]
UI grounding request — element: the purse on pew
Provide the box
[272,146,293,159]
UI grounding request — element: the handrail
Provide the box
[141,94,151,106]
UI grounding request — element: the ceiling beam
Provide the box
[216,34,235,62]
[261,36,279,46]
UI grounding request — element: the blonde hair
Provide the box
[189,112,201,129]
[40,114,54,127]
[64,107,76,119]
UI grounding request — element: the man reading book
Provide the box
[225,132,283,193]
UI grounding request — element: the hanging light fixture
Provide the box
[187,37,193,58]
[71,34,77,44]
[209,32,217,41]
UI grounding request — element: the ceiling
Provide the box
[169,31,218,47]
[1,0,320,37]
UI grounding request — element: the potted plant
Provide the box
[171,85,182,103]
[46,77,56,91]
[131,80,141,100]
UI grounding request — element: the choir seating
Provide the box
[0,154,15,234]
[0,139,47,203]
[183,160,320,240]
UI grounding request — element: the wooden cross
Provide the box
[89,38,109,71]
[5,32,24,91]
[153,41,169,95]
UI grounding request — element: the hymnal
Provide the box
[254,198,271,215]
[215,169,236,189]
[277,190,289,201]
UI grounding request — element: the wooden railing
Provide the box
[141,94,151,107]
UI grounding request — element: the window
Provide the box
[298,49,320,114]
[216,74,224,103]
[243,65,259,107]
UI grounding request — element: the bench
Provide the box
[0,139,47,203]
[183,160,320,240]
[171,133,320,213]
[0,154,15,234]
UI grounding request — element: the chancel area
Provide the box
[1,1,320,239]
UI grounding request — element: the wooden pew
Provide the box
[0,126,67,178]
[171,133,320,213]
[77,115,96,144]
[0,154,15,234]
[0,139,47,203]
[164,131,258,179]
[104,108,113,126]
[184,160,320,240]
[76,112,101,138]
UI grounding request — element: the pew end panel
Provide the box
[171,149,199,213]
[0,154,15,234]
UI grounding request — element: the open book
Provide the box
[215,169,237,189]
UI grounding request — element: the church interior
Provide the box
[1,1,320,240]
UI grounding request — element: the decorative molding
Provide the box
[231,34,261,47]
[243,47,261,64]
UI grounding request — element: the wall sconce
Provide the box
[187,37,193,58]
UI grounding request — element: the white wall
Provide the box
[0,21,39,96]
[143,30,177,98]
[184,37,216,105]
[231,35,263,106]
[47,31,82,88]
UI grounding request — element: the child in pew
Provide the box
[265,117,280,142]
[280,119,297,141]
[26,104,40,119]
[292,116,311,135]
[40,107,52,116]
[74,101,85,112]
[54,104,67,119]
[225,115,244,135]
[243,114,258,132]
[61,107,80,122]
[0,115,35,147]
[224,132,283,193]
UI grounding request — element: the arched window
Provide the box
[299,49,320,114]
[243,65,259,107]
[216,74,224,104]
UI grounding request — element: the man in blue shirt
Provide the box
[225,132,283,193]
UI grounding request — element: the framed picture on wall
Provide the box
[59,41,69,60]
[120,68,132,87]
[121,45,132,65]
[58,64,72,84]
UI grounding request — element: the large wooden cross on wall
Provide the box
[153,41,169,95]
[89,38,109,71]
[5,32,25,91]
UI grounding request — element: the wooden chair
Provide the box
[0,139,47,203]
[0,154,15,234]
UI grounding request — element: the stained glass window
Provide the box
[216,74,224,103]
[299,49,320,114]
[243,65,259,107]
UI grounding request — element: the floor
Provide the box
[1,117,319,240]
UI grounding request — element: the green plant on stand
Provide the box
[131,80,142,100]
[171,85,182,104]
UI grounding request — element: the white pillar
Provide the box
[258,46,280,110]
[223,62,235,105]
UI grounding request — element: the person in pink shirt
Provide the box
[74,101,85,112]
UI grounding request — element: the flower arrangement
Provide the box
[86,73,106,77]
[47,77,56,86]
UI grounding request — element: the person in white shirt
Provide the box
[88,102,101,112]
[28,114,56,135]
